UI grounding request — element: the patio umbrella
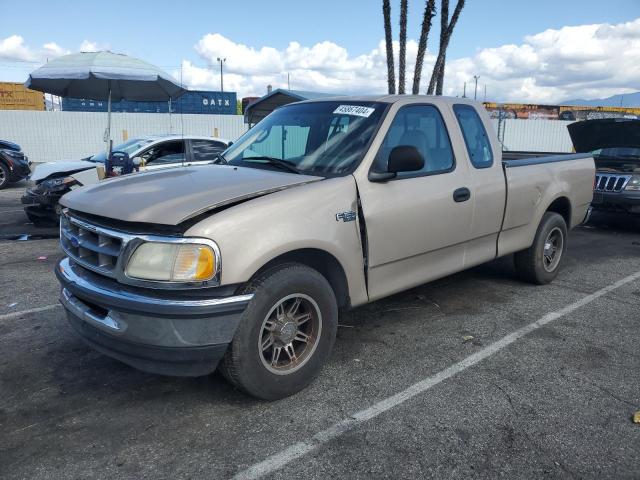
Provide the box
[25,51,186,154]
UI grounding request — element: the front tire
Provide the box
[514,212,568,284]
[24,207,59,228]
[220,263,338,400]
[0,162,9,189]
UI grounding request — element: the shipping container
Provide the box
[62,90,237,115]
[0,82,45,111]
[242,96,260,114]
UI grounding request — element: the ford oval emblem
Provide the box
[69,235,80,248]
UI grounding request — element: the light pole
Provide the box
[473,75,480,100]
[217,57,226,95]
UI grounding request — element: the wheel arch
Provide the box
[545,195,572,228]
[247,248,351,309]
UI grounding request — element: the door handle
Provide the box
[453,187,471,203]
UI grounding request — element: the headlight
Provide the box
[625,176,640,191]
[41,176,78,190]
[125,241,217,282]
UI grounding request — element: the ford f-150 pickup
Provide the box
[55,96,595,400]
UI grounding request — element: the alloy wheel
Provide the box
[258,293,322,375]
[543,226,564,272]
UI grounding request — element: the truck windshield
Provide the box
[225,101,387,175]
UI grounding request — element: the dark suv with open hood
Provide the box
[568,118,640,215]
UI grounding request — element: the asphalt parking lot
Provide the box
[1,182,639,479]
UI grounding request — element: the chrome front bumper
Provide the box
[56,258,253,376]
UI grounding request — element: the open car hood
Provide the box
[60,165,321,226]
[31,160,97,182]
[568,118,640,153]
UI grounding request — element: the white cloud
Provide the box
[183,36,430,98]
[0,35,36,61]
[0,35,72,63]
[453,18,640,102]
[79,40,109,52]
[42,42,70,59]
[183,18,640,103]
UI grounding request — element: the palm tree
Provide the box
[427,0,465,95]
[398,0,408,94]
[383,0,396,94]
[412,0,436,95]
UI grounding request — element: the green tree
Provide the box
[412,0,436,94]
[383,0,396,94]
[427,0,466,95]
[398,0,408,94]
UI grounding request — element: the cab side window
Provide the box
[453,104,493,169]
[376,105,454,178]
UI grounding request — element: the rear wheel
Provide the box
[0,163,9,189]
[514,212,568,284]
[220,263,338,400]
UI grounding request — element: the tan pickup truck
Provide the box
[55,96,594,399]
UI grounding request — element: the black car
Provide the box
[568,118,640,215]
[0,140,31,189]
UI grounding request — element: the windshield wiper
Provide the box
[243,156,301,174]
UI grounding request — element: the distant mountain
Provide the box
[562,92,640,108]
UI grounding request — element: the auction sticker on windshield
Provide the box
[333,105,375,117]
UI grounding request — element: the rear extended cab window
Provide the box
[453,104,494,169]
[374,104,455,179]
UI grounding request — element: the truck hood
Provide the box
[568,118,640,153]
[60,165,321,225]
[31,160,97,182]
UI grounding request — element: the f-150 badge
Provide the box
[336,211,357,222]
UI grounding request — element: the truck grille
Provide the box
[594,173,632,192]
[60,213,128,278]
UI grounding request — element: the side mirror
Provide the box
[388,145,424,172]
[369,145,425,182]
[227,141,233,147]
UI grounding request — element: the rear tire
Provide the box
[514,212,568,285]
[0,163,9,190]
[220,263,338,400]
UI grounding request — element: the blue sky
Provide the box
[1,0,639,102]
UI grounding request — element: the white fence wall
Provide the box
[0,111,248,163]
[0,110,577,163]
[492,119,575,153]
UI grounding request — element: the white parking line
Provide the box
[0,304,60,321]
[233,270,640,480]
[0,209,26,214]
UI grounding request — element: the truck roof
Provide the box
[295,94,481,107]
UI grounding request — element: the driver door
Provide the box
[357,104,474,301]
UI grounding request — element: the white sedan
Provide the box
[22,134,229,226]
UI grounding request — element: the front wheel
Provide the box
[220,263,338,400]
[24,207,59,228]
[514,212,568,284]
[0,162,9,189]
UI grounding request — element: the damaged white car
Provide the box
[22,134,229,226]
